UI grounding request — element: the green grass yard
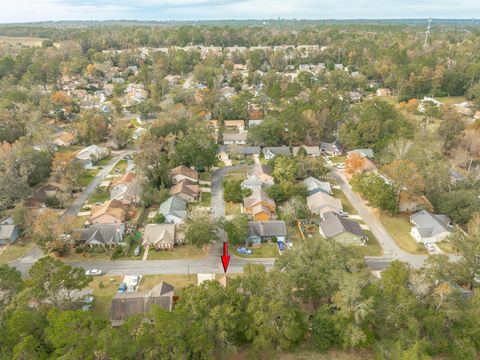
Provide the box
[225,202,241,216]
[332,189,358,215]
[78,169,99,187]
[147,245,207,260]
[378,213,428,255]
[235,243,280,258]
[0,238,36,264]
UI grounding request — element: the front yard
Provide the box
[225,201,241,216]
[0,238,36,264]
[147,244,207,260]
[332,189,358,215]
[235,243,280,258]
[78,169,99,187]
[89,275,122,319]
[378,213,427,255]
[354,230,383,256]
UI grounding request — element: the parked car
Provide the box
[237,247,252,255]
[118,282,127,293]
[336,163,345,169]
[85,269,103,276]
[336,210,349,217]
[277,241,286,252]
[133,245,141,256]
[425,243,436,253]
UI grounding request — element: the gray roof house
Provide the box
[319,212,366,246]
[241,177,263,192]
[143,224,176,250]
[223,132,248,145]
[0,218,19,245]
[110,281,174,326]
[409,210,453,243]
[243,146,261,156]
[347,149,374,159]
[247,221,287,244]
[263,146,291,160]
[159,196,187,224]
[303,177,333,196]
[320,142,342,156]
[307,192,343,219]
[293,145,321,157]
[74,145,109,168]
[75,223,125,247]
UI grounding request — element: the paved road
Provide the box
[61,151,131,219]
[331,168,460,268]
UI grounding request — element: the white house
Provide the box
[409,210,453,243]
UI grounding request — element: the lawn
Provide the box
[199,171,212,182]
[147,245,207,260]
[137,274,196,291]
[329,155,347,164]
[88,187,110,204]
[235,243,279,258]
[353,230,383,256]
[198,192,211,207]
[332,189,358,215]
[436,241,458,254]
[78,169,99,187]
[378,213,428,255]
[62,250,112,262]
[224,167,248,181]
[111,159,128,174]
[0,238,36,264]
[89,275,122,319]
[225,202,241,216]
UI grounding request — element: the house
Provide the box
[293,145,321,158]
[53,132,76,147]
[74,223,125,247]
[110,172,141,204]
[224,120,245,131]
[170,179,200,202]
[0,218,19,245]
[143,224,176,250]
[347,149,374,159]
[247,164,274,186]
[223,132,248,145]
[248,110,263,127]
[243,190,276,221]
[418,97,443,113]
[89,199,127,225]
[247,221,287,245]
[75,145,109,168]
[243,146,261,157]
[241,177,263,192]
[409,210,453,243]
[319,212,366,246]
[170,165,198,183]
[303,177,332,196]
[263,146,291,160]
[307,192,343,219]
[320,142,343,156]
[159,196,187,224]
[110,282,174,326]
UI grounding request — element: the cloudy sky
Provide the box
[0,0,479,23]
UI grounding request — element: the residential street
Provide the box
[61,150,131,219]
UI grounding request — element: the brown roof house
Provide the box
[53,132,76,147]
[170,165,199,183]
[143,224,176,250]
[243,190,276,221]
[246,164,274,186]
[89,199,127,225]
[110,172,141,205]
[170,179,200,202]
[110,282,175,326]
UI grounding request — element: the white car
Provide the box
[336,163,345,169]
[85,269,103,276]
[425,243,436,253]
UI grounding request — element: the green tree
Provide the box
[272,156,299,183]
[223,179,250,203]
[221,214,249,245]
[184,213,218,248]
[0,265,23,306]
[74,109,110,145]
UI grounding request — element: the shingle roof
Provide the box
[307,192,342,212]
[243,190,276,210]
[293,145,321,156]
[248,164,272,178]
[303,177,332,195]
[170,165,199,181]
[169,179,199,199]
[263,146,291,156]
[0,224,16,240]
[159,196,187,220]
[143,224,176,247]
[409,210,452,237]
[75,224,124,246]
[223,132,248,142]
[320,214,366,238]
[248,221,287,238]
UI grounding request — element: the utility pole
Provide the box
[424,18,432,48]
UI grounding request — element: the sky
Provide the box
[0,0,479,23]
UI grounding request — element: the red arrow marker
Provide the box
[220,242,230,273]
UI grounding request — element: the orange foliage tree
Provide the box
[345,153,365,175]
